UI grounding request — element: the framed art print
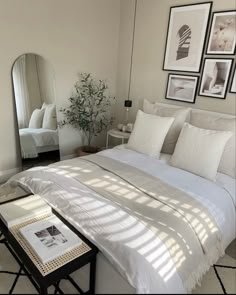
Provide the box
[229,67,236,93]
[207,10,236,55]
[199,58,233,99]
[166,74,198,103]
[163,2,212,72]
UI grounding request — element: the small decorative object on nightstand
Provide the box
[106,129,131,149]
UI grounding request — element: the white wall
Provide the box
[0,0,120,181]
[116,0,236,125]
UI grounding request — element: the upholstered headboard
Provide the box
[143,101,235,178]
[154,102,236,119]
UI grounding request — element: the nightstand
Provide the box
[106,129,131,149]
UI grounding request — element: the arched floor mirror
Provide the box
[12,53,60,170]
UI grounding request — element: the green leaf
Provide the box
[59,72,116,146]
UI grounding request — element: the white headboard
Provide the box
[155,102,236,119]
[145,101,235,179]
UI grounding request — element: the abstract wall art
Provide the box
[163,2,212,73]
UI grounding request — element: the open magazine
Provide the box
[20,214,82,264]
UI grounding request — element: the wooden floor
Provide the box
[22,150,60,171]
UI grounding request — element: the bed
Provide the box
[1,105,235,294]
[19,128,59,159]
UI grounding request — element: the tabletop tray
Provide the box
[10,213,91,276]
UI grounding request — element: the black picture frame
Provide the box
[199,58,233,99]
[163,2,212,73]
[229,65,236,94]
[206,10,236,55]
[165,73,198,104]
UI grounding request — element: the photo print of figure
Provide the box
[199,59,233,99]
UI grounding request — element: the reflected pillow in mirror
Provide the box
[28,109,45,129]
[41,102,49,109]
[42,104,57,130]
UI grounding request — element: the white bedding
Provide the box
[6,146,236,294]
[19,128,59,159]
[118,145,236,208]
[106,146,235,248]
[160,153,236,206]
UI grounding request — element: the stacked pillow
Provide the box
[143,99,190,154]
[127,99,234,182]
[28,103,57,130]
[28,109,45,129]
[190,113,235,179]
[42,104,57,130]
[169,122,232,181]
[127,110,174,158]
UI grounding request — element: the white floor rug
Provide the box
[0,235,235,294]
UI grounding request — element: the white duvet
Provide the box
[105,146,235,248]
[8,146,236,294]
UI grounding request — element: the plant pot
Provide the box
[76,145,101,157]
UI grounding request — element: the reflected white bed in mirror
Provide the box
[12,53,60,170]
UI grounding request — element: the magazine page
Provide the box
[20,214,82,264]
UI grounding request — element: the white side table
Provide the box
[106,129,131,149]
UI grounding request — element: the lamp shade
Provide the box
[124,100,132,108]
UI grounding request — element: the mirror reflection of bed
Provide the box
[12,53,60,170]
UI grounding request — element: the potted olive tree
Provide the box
[60,73,115,156]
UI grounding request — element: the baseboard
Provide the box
[60,154,77,161]
[0,167,22,184]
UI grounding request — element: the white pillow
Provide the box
[127,110,174,157]
[28,109,45,129]
[143,99,190,154]
[42,104,57,130]
[169,123,232,181]
[190,113,236,178]
[41,102,49,109]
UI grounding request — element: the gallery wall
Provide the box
[0,0,120,182]
[0,0,235,182]
[116,0,236,124]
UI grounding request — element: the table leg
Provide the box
[106,133,109,149]
[89,258,96,295]
[39,285,48,295]
[0,231,3,241]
